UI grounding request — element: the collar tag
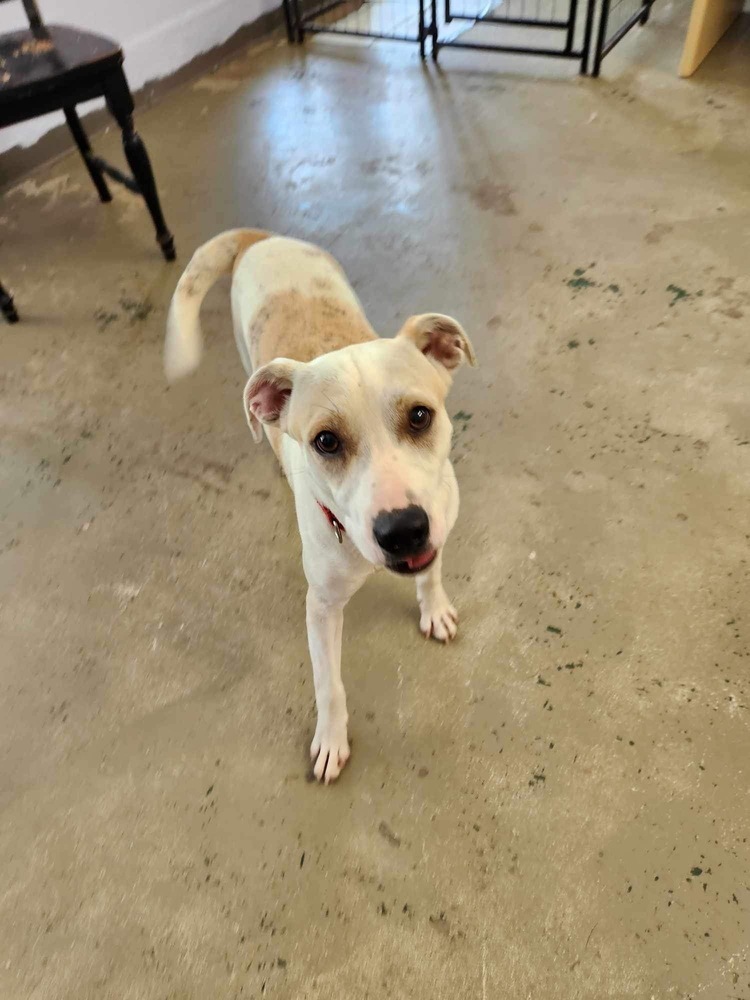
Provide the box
[317,501,345,544]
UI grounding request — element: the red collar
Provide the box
[317,501,345,543]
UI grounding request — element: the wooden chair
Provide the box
[0,0,175,322]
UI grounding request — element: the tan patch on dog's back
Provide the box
[252,290,376,368]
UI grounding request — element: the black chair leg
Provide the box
[64,107,112,203]
[282,0,295,43]
[0,282,19,323]
[104,69,175,262]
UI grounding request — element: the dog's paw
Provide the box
[310,723,350,784]
[419,592,458,642]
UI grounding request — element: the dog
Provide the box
[165,230,476,783]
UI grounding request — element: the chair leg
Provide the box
[0,282,19,323]
[104,69,175,262]
[282,0,295,42]
[64,107,112,203]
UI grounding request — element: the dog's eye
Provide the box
[314,431,341,455]
[408,406,432,432]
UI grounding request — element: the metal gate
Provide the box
[435,0,594,70]
[590,0,653,74]
[285,0,431,55]
[285,0,652,74]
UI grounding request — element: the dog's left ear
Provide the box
[243,358,300,444]
[397,313,477,372]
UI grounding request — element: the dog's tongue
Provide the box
[405,549,435,571]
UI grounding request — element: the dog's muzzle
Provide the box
[373,505,436,575]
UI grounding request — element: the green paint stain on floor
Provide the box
[667,283,690,306]
[568,266,597,290]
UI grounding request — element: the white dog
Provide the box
[165,230,475,783]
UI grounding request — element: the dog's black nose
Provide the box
[373,505,430,556]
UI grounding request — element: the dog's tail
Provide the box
[164,228,270,381]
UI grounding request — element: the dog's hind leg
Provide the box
[415,550,458,642]
[231,288,253,376]
[234,292,268,446]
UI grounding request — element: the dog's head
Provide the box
[243,314,476,573]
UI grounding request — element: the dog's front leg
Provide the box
[416,550,458,642]
[306,587,351,783]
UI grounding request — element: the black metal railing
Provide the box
[284,0,654,74]
[289,0,429,52]
[435,0,594,68]
[590,0,653,75]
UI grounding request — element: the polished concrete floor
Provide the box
[2,6,750,999]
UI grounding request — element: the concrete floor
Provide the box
[2,6,750,999]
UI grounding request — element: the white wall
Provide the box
[0,0,278,154]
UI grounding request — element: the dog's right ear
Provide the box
[243,358,300,444]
